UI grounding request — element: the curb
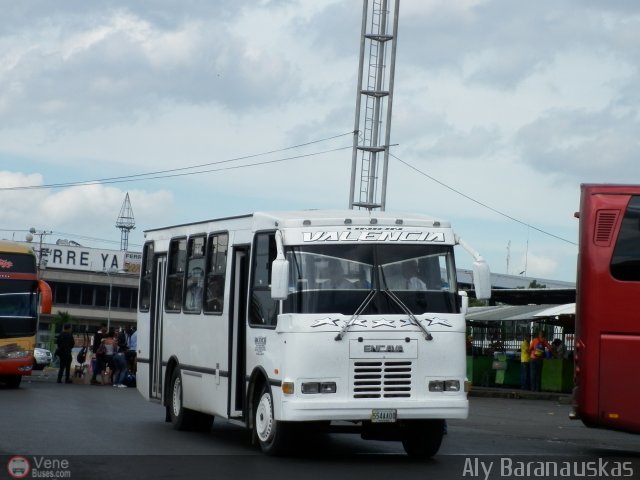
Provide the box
[469,387,572,404]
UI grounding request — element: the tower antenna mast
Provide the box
[116,192,136,251]
[348,0,400,211]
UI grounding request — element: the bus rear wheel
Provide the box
[168,368,212,431]
[401,420,445,459]
[254,385,290,455]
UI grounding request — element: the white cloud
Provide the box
[1,0,639,282]
[519,251,559,279]
[0,171,173,248]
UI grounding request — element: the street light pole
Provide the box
[107,275,113,333]
[102,268,118,333]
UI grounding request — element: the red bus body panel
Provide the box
[575,184,640,433]
[0,357,32,376]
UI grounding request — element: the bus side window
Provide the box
[184,236,206,313]
[249,232,278,327]
[165,238,186,312]
[139,242,154,312]
[611,196,640,281]
[204,233,228,314]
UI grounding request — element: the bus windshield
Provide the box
[0,280,38,338]
[283,244,458,315]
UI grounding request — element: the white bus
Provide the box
[136,209,491,457]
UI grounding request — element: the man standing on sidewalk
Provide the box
[520,333,531,390]
[529,331,552,392]
[56,324,75,384]
[90,323,107,385]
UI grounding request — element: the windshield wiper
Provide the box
[379,266,433,341]
[334,288,376,341]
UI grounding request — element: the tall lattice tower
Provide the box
[348,0,400,211]
[116,192,136,251]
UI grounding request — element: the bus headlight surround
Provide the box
[301,382,336,394]
[429,380,461,392]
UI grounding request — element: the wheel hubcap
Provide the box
[255,393,273,442]
[172,377,182,417]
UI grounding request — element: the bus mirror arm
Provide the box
[271,230,289,301]
[455,235,492,301]
[459,290,469,316]
[38,280,52,314]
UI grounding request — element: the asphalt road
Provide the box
[2,371,639,480]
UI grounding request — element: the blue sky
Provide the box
[1,0,639,282]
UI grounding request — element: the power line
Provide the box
[0,131,354,192]
[390,153,577,246]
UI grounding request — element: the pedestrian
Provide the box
[101,331,116,384]
[529,331,552,392]
[551,338,565,358]
[126,326,137,373]
[56,324,75,384]
[90,324,107,385]
[520,334,531,390]
[112,334,129,388]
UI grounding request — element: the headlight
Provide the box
[6,350,32,359]
[429,381,444,392]
[301,382,320,394]
[444,380,460,392]
[429,380,461,392]
[301,382,337,394]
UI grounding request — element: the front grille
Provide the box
[352,360,413,398]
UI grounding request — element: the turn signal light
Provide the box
[282,382,295,395]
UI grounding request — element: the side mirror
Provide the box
[458,290,469,316]
[472,259,491,300]
[39,280,52,314]
[271,258,289,301]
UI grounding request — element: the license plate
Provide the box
[371,409,397,423]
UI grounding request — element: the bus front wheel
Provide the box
[401,419,445,458]
[254,385,290,455]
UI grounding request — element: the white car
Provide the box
[33,348,53,370]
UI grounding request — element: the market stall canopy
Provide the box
[466,304,560,323]
[533,303,575,318]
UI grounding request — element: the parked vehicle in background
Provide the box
[0,241,52,388]
[573,184,640,433]
[32,348,53,370]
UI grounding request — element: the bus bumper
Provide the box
[279,396,468,422]
[0,358,33,376]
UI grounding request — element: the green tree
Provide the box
[48,311,74,353]
[52,311,73,331]
[528,279,546,289]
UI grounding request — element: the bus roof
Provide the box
[144,210,450,234]
[0,240,36,256]
[581,183,640,195]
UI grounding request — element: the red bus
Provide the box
[573,184,640,433]
[0,240,52,388]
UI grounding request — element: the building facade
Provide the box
[17,241,141,347]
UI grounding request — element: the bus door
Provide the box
[150,254,167,401]
[228,246,249,419]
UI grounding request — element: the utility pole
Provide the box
[26,227,52,271]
